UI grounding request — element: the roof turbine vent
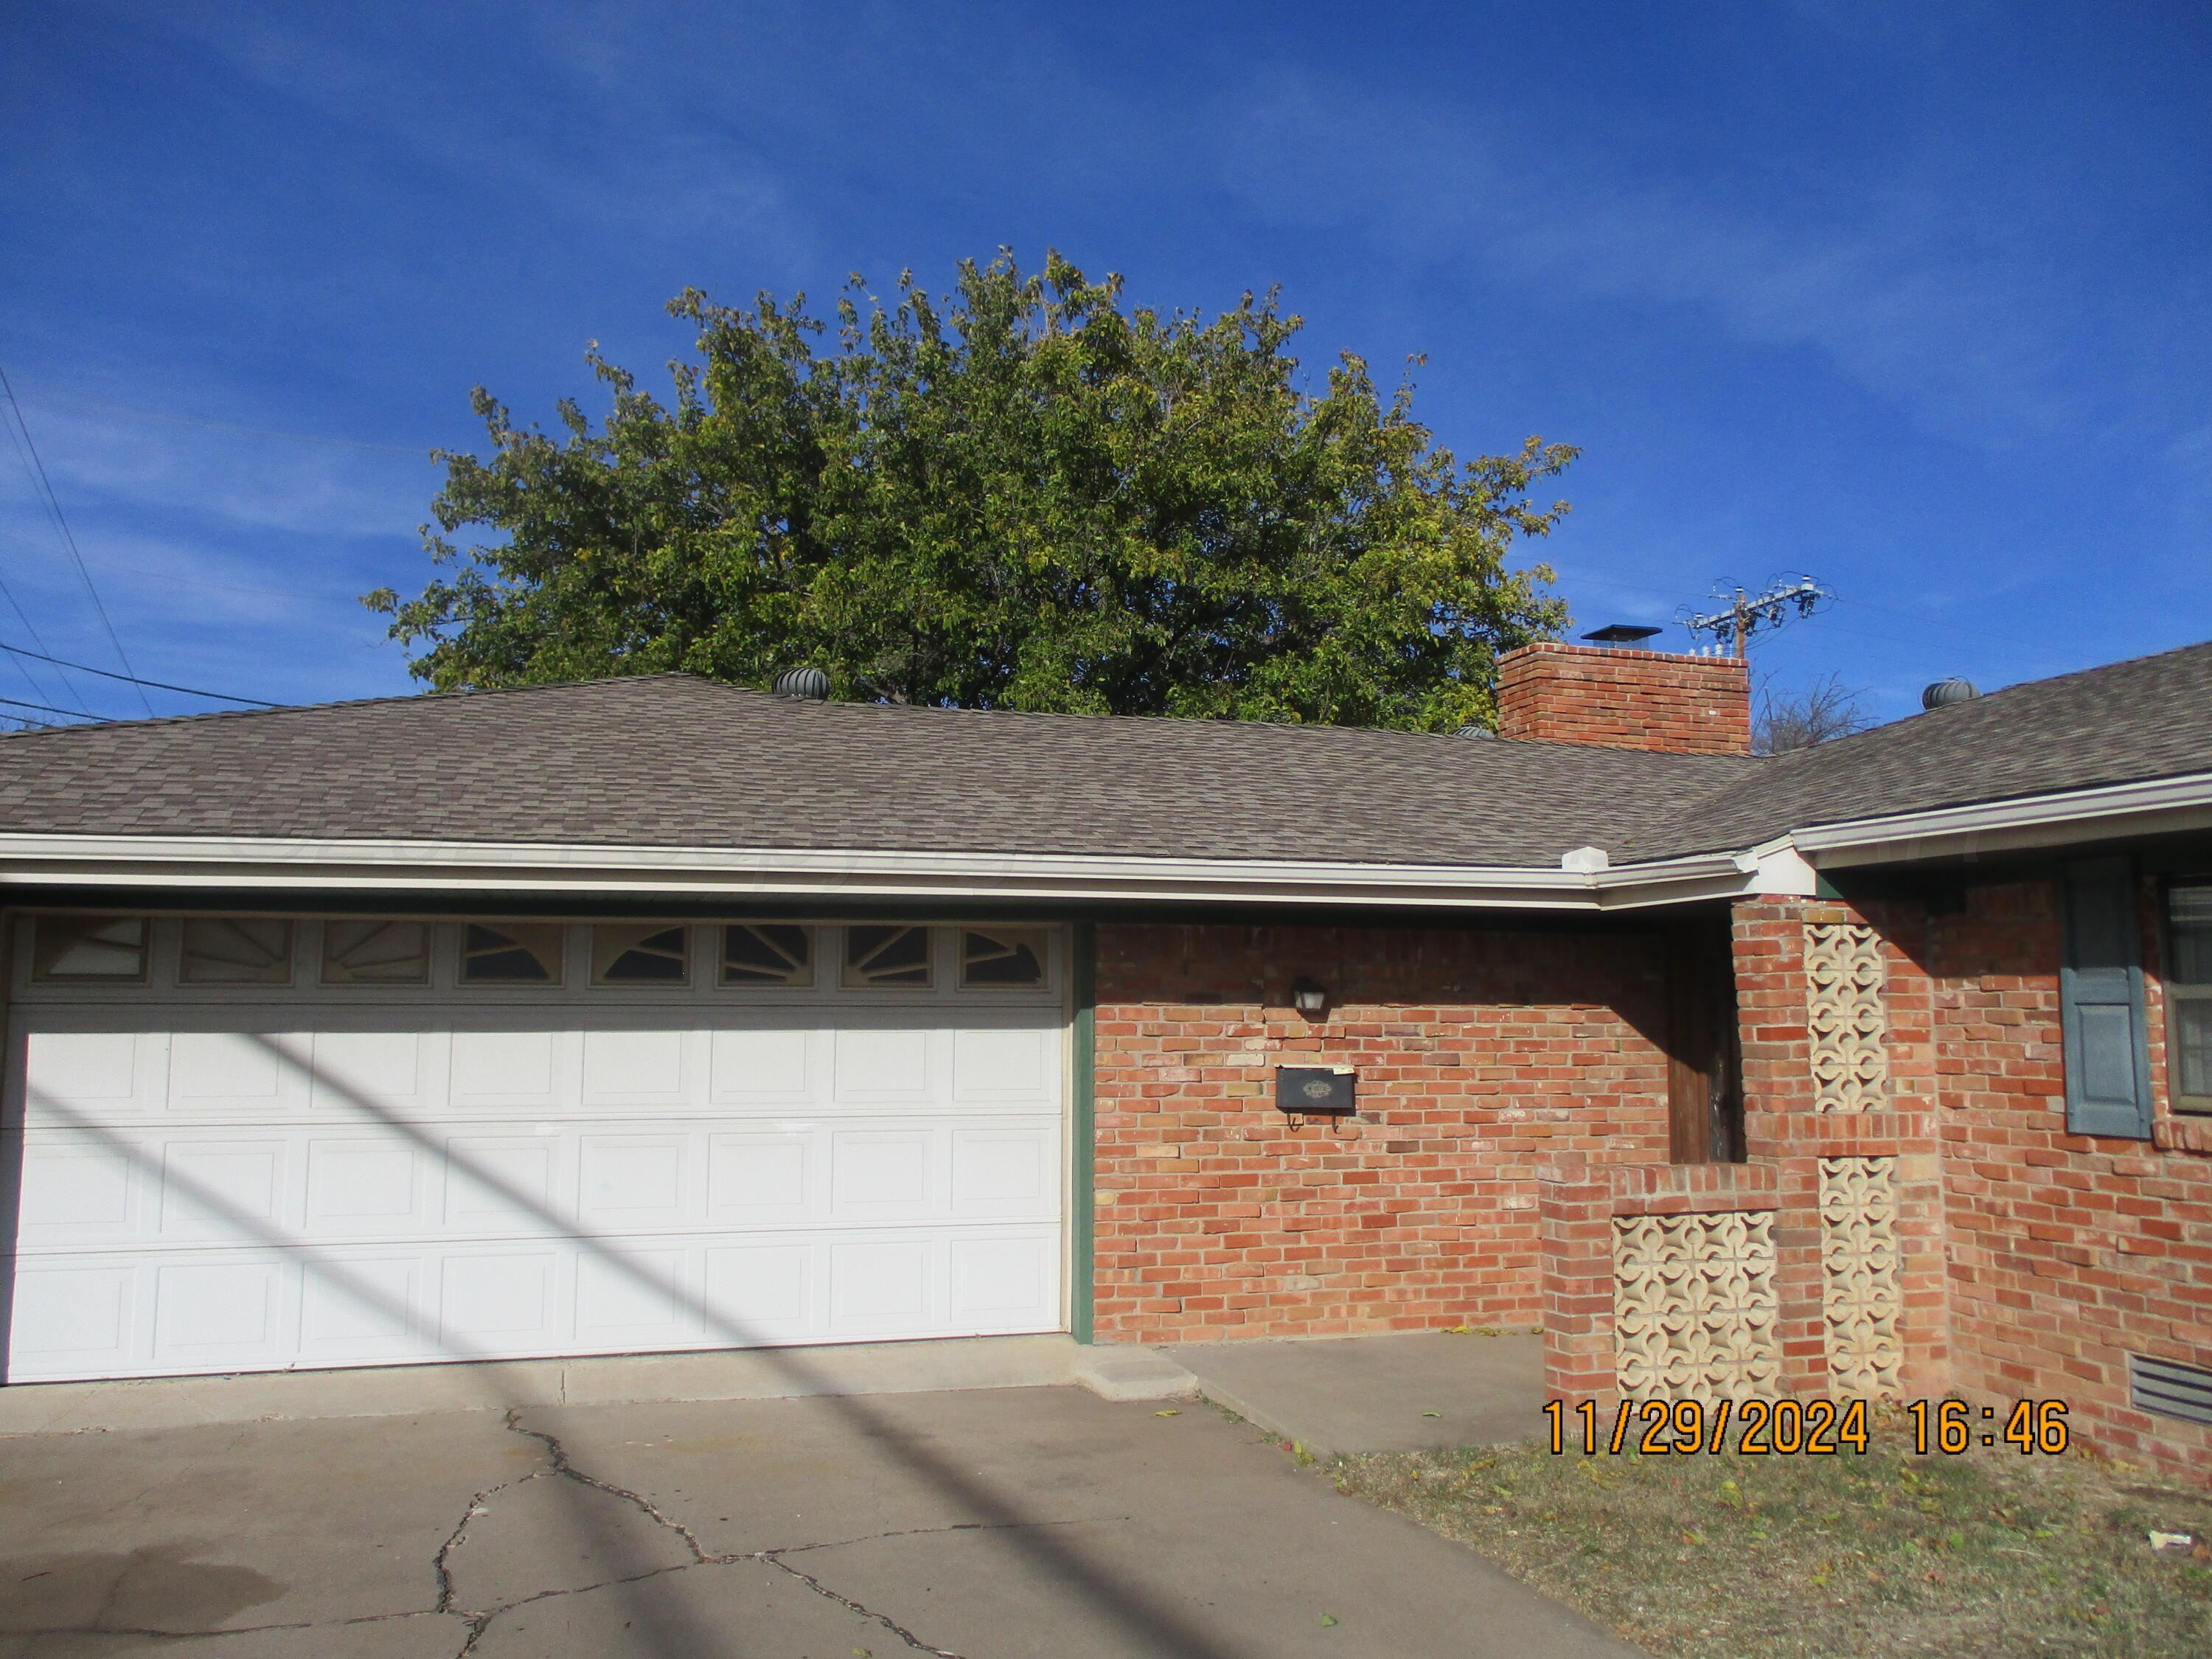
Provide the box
[773,667,830,701]
[1921,678,1980,710]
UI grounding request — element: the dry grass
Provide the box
[1330,1414,2211,1658]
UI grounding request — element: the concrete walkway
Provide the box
[0,1382,1637,1659]
[1162,1331,1545,1455]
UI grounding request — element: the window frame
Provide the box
[591,922,694,988]
[2161,875,2212,1116]
[840,924,936,990]
[28,914,150,984]
[178,917,296,988]
[457,920,568,987]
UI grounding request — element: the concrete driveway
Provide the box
[0,1382,1638,1659]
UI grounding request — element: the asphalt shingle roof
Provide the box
[1,638,2206,871]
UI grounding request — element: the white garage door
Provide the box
[4,916,1067,1382]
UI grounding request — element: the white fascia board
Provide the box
[0,832,1770,913]
[1792,772,2212,869]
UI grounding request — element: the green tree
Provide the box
[369,251,1576,731]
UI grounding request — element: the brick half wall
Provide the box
[1091,922,1673,1343]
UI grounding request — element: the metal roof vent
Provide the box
[2129,1352,2212,1427]
[773,667,830,701]
[1921,678,1980,710]
[1453,723,1496,739]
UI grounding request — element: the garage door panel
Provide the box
[827,1237,935,1334]
[21,1031,164,1126]
[297,1253,422,1357]
[577,1133,691,1226]
[158,1139,289,1241]
[829,1130,935,1219]
[439,1251,560,1346]
[950,1127,1058,1218]
[575,1247,695,1346]
[305,1137,431,1234]
[9,1263,136,1374]
[950,1233,1057,1331]
[442,1135,566,1233]
[309,1031,436,1119]
[168,1032,309,1116]
[707,1029,815,1104]
[951,1027,1052,1102]
[15,1135,139,1240]
[706,1133,813,1223]
[152,1258,287,1366]
[703,1242,812,1342]
[9,925,1067,1380]
[832,1029,931,1100]
[581,1029,692,1105]
[448,1030,569,1110]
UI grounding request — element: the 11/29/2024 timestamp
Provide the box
[1545,1397,2070,1456]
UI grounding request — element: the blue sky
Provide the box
[2,1,2207,727]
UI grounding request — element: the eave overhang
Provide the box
[1790,771,2212,870]
[0,832,1807,914]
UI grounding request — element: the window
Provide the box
[720,924,813,987]
[180,918,293,986]
[842,925,932,988]
[2166,880,2212,1113]
[961,927,1048,989]
[459,922,566,984]
[594,924,691,985]
[31,914,147,982]
[321,919,431,986]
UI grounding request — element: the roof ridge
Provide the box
[0,670,716,742]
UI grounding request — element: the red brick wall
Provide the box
[1092,922,1673,1343]
[1732,898,1952,1397]
[1496,642,1751,755]
[1926,877,2212,1482]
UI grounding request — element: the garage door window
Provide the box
[459,922,566,984]
[844,925,933,988]
[179,918,294,986]
[30,914,147,982]
[321,919,431,986]
[721,923,813,987]
[962,927,1047,988]
[594,924,691,985]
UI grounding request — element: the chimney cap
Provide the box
[1581,624,1663,646]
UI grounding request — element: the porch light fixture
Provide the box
[1290,977,1329,1018]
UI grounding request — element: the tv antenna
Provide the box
[1679,575,1833,658]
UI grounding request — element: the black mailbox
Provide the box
[1276,1065,1357,1116]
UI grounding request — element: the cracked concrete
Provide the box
[0,1383,1641,1659]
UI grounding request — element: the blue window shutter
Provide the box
[2060,857,2152,1138]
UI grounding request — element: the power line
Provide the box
[0,692,107,723]
[0,363,155,715]
[0,641,276,706]
[0,568,97,717]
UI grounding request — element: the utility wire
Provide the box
[0,692,107,723]
[0,363,154,715]
[0,641,276,706]
[0,569,97,716]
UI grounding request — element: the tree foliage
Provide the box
[369,252,1576,731]
[1753,671,1875,754]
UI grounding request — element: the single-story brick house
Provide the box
[1,638,2207,1478]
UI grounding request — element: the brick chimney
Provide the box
[1495,641,1750,756]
